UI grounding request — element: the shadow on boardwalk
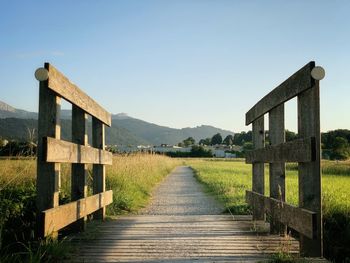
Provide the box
[72,166,298,262]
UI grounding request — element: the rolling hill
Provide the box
[0,101,234,145]
[112,114,234,145]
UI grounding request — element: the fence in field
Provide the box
[245,61,325,257]
[35,63,113,238]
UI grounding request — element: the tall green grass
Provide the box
[0,154,180,262]
[184,158,350,262]
[106,154,181,214]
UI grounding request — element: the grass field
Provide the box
[184,158,350,262]
[1,156,349,262]
[0,154,180,262]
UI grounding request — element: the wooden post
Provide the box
[269,104,286,234]
[297,81,322,256]
[71,106,88,231]
[92,117,106,220]
[252,116,265,220]
[36,78,61,238]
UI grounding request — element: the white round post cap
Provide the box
[35,67,49,81]
[311,66,325,80]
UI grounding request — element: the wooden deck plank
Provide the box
[72,215,299,262]
[71,168,300,262]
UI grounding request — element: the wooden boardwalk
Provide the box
[72,167,299,262]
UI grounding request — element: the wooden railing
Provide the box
[35,63,113,237]
[245,61,324,257]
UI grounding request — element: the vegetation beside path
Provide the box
[184,158,350,262]
[0,154,180,262]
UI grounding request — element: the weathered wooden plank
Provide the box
[246,190,316,239]
[252,116,265,220]
[268,104,286,234]
[71,214,300,262]
[45,137,112,165]
[71,105,88,232]
[245,137,315,163]
[43,190,113,236]
[36,81,61,238]
[246,61,315,125]
[45,63,111,126]
[92,118,106,219]
[298,81,322,256]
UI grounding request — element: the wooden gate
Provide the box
[245,61,324,257]
[35,63,113,237]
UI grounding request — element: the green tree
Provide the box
[199,138,211,146]
[190,145,213,157]
[286,130,298,142]
[233,131,252,146]
[242,142,254,153]
[321,129,350,160]
[182,137,195,147]
[211,133,223,145]
[204,138,211,145]
[332,137,350,160]
[198,139,205,145]
[223,135,234,146]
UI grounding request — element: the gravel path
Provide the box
[141,166,225,215]
[75,166,300,262]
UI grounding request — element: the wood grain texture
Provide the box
[268,104,286,234]
[71,105,88,232]
[246,61,315,125]
[298,82,322,256]
[45,137,112,165]
[245,137,315,164]
[71,215,299,262]
[92,118,106,219]
[43,190,113,236]
[36,81,61,238]
[45,63,111,126]
[252,116,265,220]
[246,190,316,239]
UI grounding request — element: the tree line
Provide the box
[178,133,236,147]
[176,129,350,160]
[1,129,349,160]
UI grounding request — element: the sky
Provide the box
[0,0,349,132]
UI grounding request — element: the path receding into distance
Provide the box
[141,166,224,215]
[73,166,298,262]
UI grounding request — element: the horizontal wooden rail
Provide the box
[245,137,315,163]
[246,190,316,239]
[42,190,113,236]
[246,62,315,125]
[45,63,111,126]
[44,137,113,165]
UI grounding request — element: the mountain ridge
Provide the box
[0,100,234,145]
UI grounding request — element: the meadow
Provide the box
[0,154,180,262]
[1,156,349,262]
[184,158,350,262]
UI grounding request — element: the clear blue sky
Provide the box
[0,0,349,132]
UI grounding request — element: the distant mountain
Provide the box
[113,117,234,145]
[0,100,234,145]
[0,100,38,119]
[0,118,148,146]
[112,113,131,120]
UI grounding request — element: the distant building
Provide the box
[205,145,242,158]
[111,145,152,153]
[108,144,191,154]
[154,145,191,153]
